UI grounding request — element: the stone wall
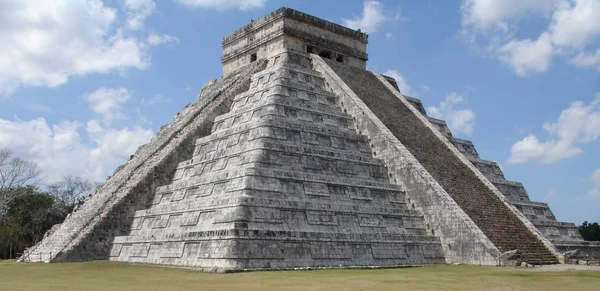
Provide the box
[20,60,268,263]
[409,96,600,260]
[109,53,445,271]
[222,7,367,74]
[317,56,562,264]
[312,55,502,265]
[222,8,367,47]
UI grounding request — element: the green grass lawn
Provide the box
[1,261,598,291]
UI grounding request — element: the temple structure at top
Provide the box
[221,7,368,74]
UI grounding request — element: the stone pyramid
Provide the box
[21,7,598,270]
[416,104,600,261]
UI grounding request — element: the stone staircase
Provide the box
[20,60,268,263]
[324,59,559,264]
[109,54,445,270]
[401,92,600,261]
[19,185,118,262]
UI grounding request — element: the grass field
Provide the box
[1,261,599,291]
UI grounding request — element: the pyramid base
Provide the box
[110,229,445,271]
[556,241,600,261]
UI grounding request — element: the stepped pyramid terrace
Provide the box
[20,7,599,271]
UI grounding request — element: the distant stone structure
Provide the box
[20,7,598,271]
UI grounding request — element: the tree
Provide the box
[0,175,98,259]
[48,175,97,213]
[579,221,600,242]
[0,149,99,259]
[0,148,42,210]
[0,187,65,259]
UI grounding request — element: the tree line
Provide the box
[579,221,600,242]
[1,148,599,260]
[0,149,98,259]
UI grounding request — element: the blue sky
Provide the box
[0,0,599,224]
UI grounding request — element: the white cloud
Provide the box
[508,94,600,164]
[579,169,600,200]
[584,188,600,200]
[24,102,53,114]
[342,0,391,33]
[383,69,413,96]
[83,87,132,123]
[0,118,153,182]
[141,94,172,105]
[544,187,559,202]
[0,87,154,182]
[123,0,156,31]
[461,0,560,33]
[0,0,175,96]
[497,32,554,76]
[175,0,266,10]
[426,93,476,136]
[147,32,180,46]
[549,0,600,48]
[461,0,600,75]
[570,48,600,70]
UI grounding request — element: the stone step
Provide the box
[135,197,419,219]
[110,60,446,269]
[176,137,380,175]
[195,115,368,148]
[325,59,558,264]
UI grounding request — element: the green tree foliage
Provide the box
[0,186,67,259]
[578,221,600,242]
[0,177,97,259]
[0,149,99,259]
